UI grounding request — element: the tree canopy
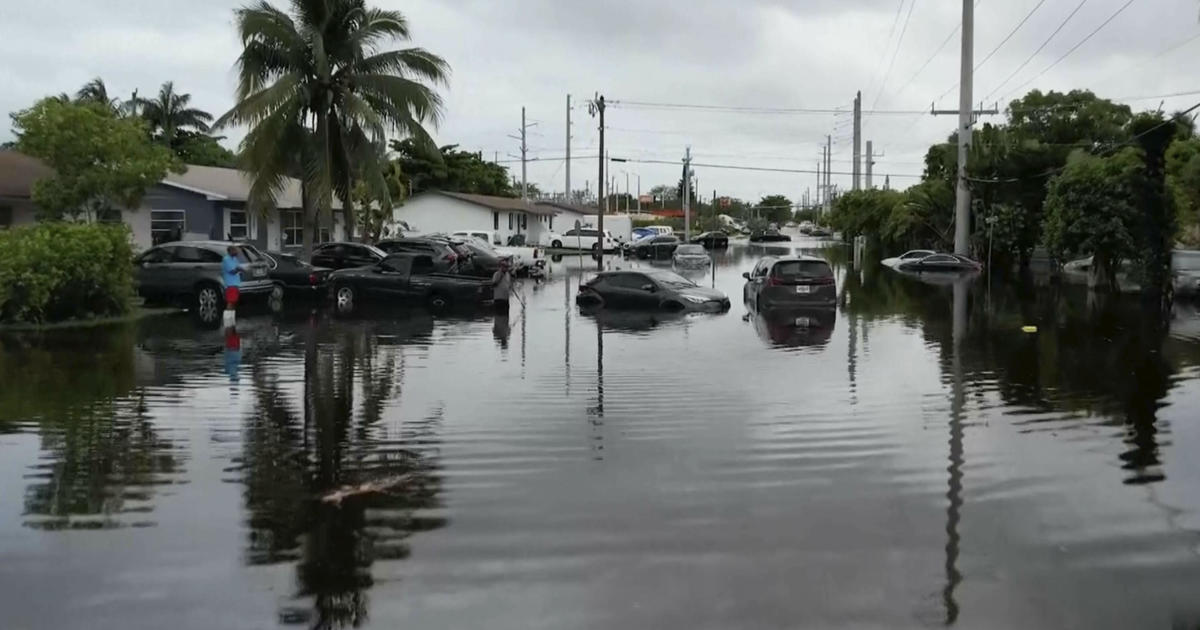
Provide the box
[391,139,513,197]
[11,98,179,220]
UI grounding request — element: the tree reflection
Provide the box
[238,319,445,629]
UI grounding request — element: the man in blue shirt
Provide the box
[221,245,243,311]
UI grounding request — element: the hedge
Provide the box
[0,222,135,324]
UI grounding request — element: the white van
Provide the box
[646,225,674,236]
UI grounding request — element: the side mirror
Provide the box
[742,272,751,280]
[641,283,656,292]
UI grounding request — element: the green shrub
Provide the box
[0,222,135,324]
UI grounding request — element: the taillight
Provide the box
[309,273,318,285]
[812,277,835,285]
[444,253,457,262]
[767,275,782,287]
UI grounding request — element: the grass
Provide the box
[0,306,180,332]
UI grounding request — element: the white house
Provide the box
[394,191,560,245]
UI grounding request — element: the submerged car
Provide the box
[576,269,730,311]
[749,229,791,243]
[691,231,729,249]
[134,240,276,322]
[328,252,492,313]
[263,250,331,297]
[881,249,937,268]
[896,253,983,273]
[311,242,386,270]
[743,255,836,309]
[633,235,681,260]
[672,244,711,267]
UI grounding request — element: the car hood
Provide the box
[678,287,726,301]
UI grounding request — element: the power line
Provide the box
[981,0,1090,103]
[866,0,910,101]
[999,0,1138,103]
[611,100,922,115]
[933,0,1049,102]
[618,158,925,179]
[888,0,985,104]
[871,0,920,110]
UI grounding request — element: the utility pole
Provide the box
[683,146,692,241]
[954,0,973,256]
[624,171,630,213]
[588,95,605,270]
[865,141,883,189]
[825,135,832,214]
[565,95,571,203]
[508,107,537,200]
[852,90,862,191]
[816,159,822,209]
[637,175,642,211]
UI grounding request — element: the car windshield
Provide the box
[365,244,387,258]
[676,245,705,255]
[773,260,832,279]
[1174,251,1200,271]
[646,270,697,288]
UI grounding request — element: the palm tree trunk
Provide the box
[342,188,355,241]
[302,180,315,259]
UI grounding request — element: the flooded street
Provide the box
[4,238,1200,629]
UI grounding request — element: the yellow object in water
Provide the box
[1021,325,1038,333]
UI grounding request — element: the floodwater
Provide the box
[3,238,1200,629]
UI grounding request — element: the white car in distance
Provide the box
[542,227,618,252]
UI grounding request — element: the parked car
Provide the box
[261,250,332,297]
[622,232,657,255]
[672,243,711,268]
[645,225,674,236]
[134,240,276,323]
[809,226,833,238]
[633,235,681,260]
[749,229,791,243]
[896,253,983,273]
[311,242,386,270]
[798,221,814,235]
[743,255,837,309]
[691,231,729,249]
[377,236,469,271]
[1062,250,1200,295]
[450,230,538,271]
[328,252,492,314]
[631,227,657,241]
[576,269,730,311]
[542,227,618,252]
[450,229,503,246]
[881,249,937,268]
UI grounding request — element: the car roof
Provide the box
[154,240,240,250]
[761,255,829,263]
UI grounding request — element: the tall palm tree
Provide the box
[139,81,213,148]
[75,77,117,109]
[215,0,448,254]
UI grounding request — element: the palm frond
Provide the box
[354,74,444,126]
[215,73,302,129]
[338,48,449,85]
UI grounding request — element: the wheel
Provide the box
[428,292,449,311]
[268,284,284,313]
[551,239,563,249]
[591,243,601,252]
[194,283,222,324]
[334,284,355,314]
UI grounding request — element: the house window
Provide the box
[96,208,122,224]
[151,210,186,245]
[549,216,553,230]
[283,211,303,247]
[508,212,513,230]
[228,210,249,240]
[0,206,12,229]
[521,214,528,230]
[493,211,499,230]
[319,226,331,243]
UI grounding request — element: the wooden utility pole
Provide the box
[588,94,606,270]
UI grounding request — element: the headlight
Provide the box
[682,294,708,304]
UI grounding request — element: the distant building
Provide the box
[394,191,564,244]
[0,150,348,250]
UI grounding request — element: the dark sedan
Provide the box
[749,230,792,243]
[691,231,730,249]
[311,242,386,270]
[577,269,730,311]
[633,235,681,260]
[264,250,331,296]
[896,253,983,273]
[328,253,492,313]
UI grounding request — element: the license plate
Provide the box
[795,285,812,294]
[794,317,813,327]
[253,268,267,278]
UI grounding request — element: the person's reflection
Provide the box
[493,313,510,350]
[224,327,242,383]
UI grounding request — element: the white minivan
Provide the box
[542,227,619,252]
[646,225,674,236]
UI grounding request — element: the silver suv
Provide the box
[135,240,276,322]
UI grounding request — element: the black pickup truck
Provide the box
[327,252,493,314]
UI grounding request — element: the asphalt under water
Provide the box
[4,238,1200,629]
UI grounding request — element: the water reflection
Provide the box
[746,306,836,349]
[234,318,445,628]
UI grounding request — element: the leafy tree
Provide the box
[391,140,513,197]
[1043,149,1143,291]
[1167,135,1200,244]
[828,189,902,243]
[11,98,179,220]
[217,0,449,253]
[885,179,954,250]
[675,177,698,207]
[649,184,676,202]
[137,81,213,148]
[173,131,237,167]
[757,194,793,224]
[1128,112,1179,299]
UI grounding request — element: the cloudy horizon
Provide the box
[3,0,1197,204]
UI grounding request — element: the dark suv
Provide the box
[377,236,473,273]
[742,255,836,309]
[135,241,275,322]
[311,242,386,270]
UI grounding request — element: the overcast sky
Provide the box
[3,0,1198,203]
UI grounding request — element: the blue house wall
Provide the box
[143,184,222,240]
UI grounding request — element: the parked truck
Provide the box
[328,252,492,314]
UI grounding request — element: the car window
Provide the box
[138,247,174,263]
[174,246,222,263]
[925,255,957,263]
[647,270,697,288]
[902,250,934,259]
[605,273,651,289]
[239,246,263,262]
[564,229,578,237]
[676,245,705,255]
[380,256,408,273]
[1173,252,1200,271]
[411,255,435,274]
[772,260,832,278]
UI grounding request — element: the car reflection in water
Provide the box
[577,304,690,333]
[746,302,836,349]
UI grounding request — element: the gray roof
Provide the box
[535,200,601,216]
[420,190,557,216]
[162,165,304,208]
[0,151,53,198]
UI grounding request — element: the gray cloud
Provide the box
[3,0,1197,201]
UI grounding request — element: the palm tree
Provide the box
[138,81,213,149]
[75,77,118,110]
[215,0,448,254]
